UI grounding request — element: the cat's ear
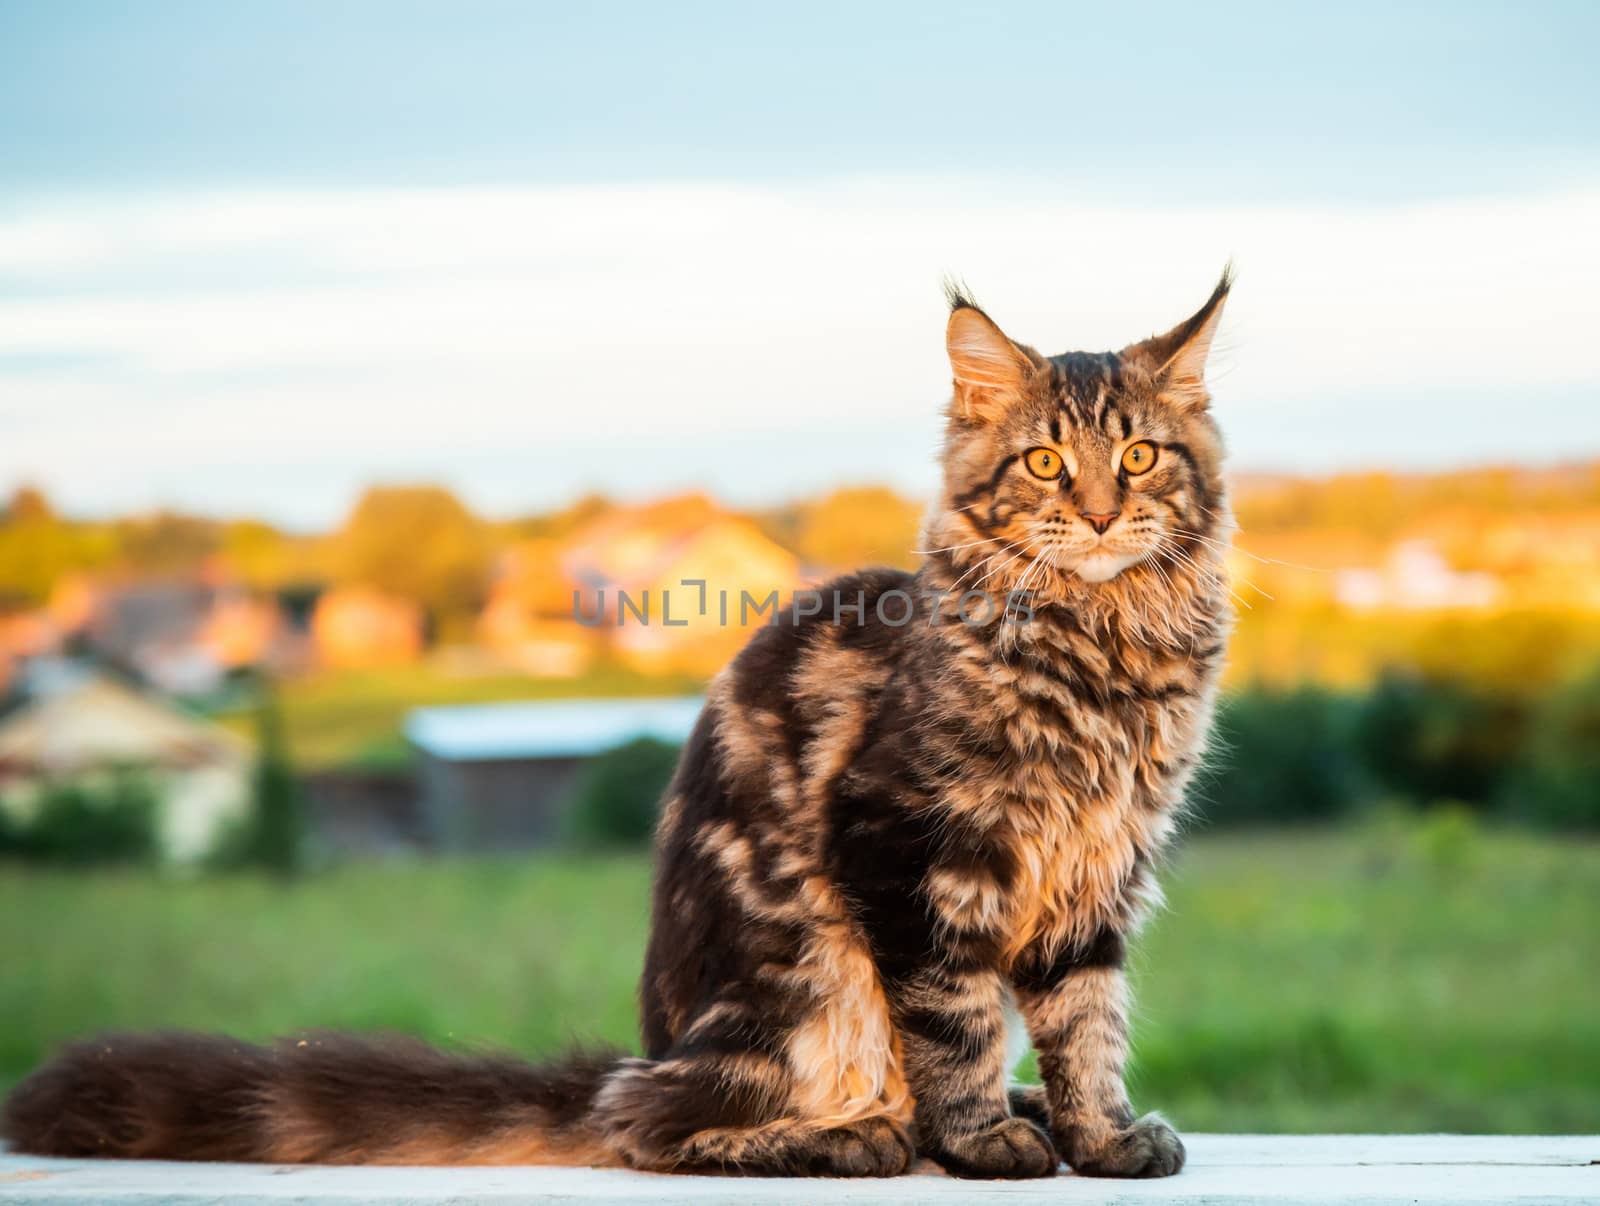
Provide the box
[1124,264,1234,412]
[946,296,1037,423]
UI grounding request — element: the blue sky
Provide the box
[2,2,1598,525]
[6,1,1596,200]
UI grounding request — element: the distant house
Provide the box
[302,765,430,856]
[0,604,62,697]
[311,585,424,669]
[72,577,300,696]
[0,670,251,862]
[0,605,61,662]
[563,494,802,675]
[478,539,597,676]
[199,593,289,673]
[1335,540,1501,611]
[88,580,217,692]
[475,495,803,679]
[405,696,702,849]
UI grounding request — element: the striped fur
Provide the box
[3,272,1233,1178]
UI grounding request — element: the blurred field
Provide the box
[6,824,1596,1133]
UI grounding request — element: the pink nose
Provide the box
[1080,511,1119,535]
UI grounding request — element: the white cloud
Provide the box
[1,181,1597,523]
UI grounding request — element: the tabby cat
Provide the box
[3,271,1234,1179]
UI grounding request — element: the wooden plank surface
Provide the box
[1,1135,1596,1204]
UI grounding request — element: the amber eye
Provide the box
[1024,447,1065,480]
[1120,441,1158,475]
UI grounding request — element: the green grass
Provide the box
[1129,824,1600,1132]
[4,826,1597,1132]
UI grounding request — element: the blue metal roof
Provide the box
[404,696,704,762]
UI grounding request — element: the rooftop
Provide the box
[405,696,704,762]
[0,673,245,772]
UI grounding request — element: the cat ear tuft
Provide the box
[1125,263,1234,412]
[946,298,1034,423]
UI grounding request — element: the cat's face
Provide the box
[932,273,1232,598]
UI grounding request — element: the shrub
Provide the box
[244,690,308,874]
[1499,669,1600,830]
[1354,674,1527,808]
[0,772,159,864]
[1196,687,1367,826]
[205,692,312,875]
[563,737,681,848]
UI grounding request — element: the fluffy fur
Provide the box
[3,271,1235,1178]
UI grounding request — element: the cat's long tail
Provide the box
[0,1031,626,1166]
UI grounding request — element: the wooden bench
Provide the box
[2,1134,1595,1203]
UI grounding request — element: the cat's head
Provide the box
[929,270,1233,602]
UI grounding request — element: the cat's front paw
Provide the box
[930,1117,1059,1179]
[1063,1113,1185,1178]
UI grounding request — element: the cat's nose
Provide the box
[1080,510,1120,535]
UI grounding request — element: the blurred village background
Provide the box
[4,1,1599,1139]
[4,467,1600,862]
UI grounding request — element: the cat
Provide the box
[3,270,1234,1179]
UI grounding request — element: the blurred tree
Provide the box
[1234,463,1600,538]
[0,490,111,604]
[332,486,491,637]
[503,492,615,543]
[1198,687,1368,825]
[220,519,314,591]
[247,688,307,875]
[1355,674,1526,807]
[0,773,158,864]
[1402,612,1600,695]
[113,511,221,575]
[4,485,56,525]
[1501,669,1600,829]
[760,485,923,572]
[563,737,680,848]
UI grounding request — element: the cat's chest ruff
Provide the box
[1001,635,1213,806]
[991,691,1193,960]
[997,770,1152,961]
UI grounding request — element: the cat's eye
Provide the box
[1120,441,1158,475]
[1024,447,1065,480]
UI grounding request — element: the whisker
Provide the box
[913,535,1010,555]
[1171,527,1327,574]
[1159,538,1254,610]
[1165,532,1276,600]
[928,537,1032,626]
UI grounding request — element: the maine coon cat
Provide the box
[4,270,1234,1179]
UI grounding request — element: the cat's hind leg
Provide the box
[592,997,912,1177]
[673,1113,914,1176]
